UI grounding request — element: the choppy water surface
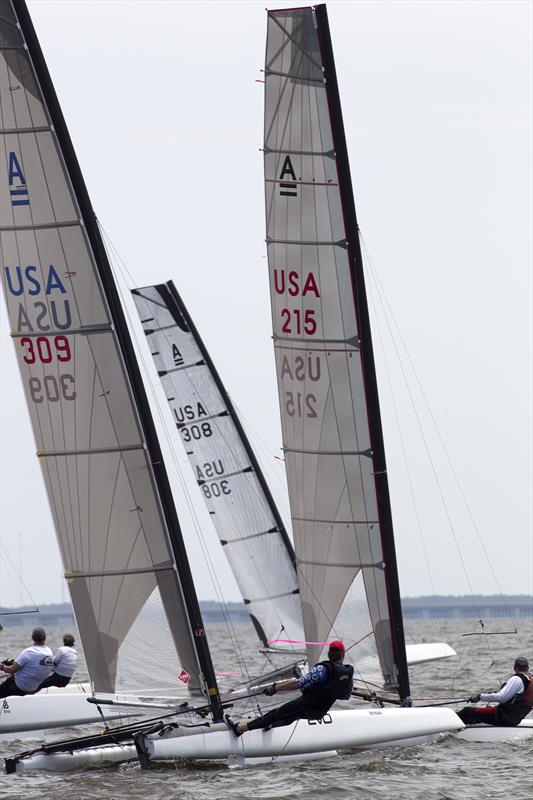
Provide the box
[0,617,531,800]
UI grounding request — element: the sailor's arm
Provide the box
[264,665,328,695]
[479,675,524,703]
[1,661,20,675]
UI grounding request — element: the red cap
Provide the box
[328,640,345,652]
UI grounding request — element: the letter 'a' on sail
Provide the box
[131,281,305,649]
[0,0,221,716]
[264,5,410,698]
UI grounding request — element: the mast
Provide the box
[314,4,410,698]
[11,0,223,718]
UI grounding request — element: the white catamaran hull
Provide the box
[12,744,138,773]
[0,689,141,735]
[144,708,463,761]
[452,718,533,743]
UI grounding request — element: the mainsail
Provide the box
[0,0,221,713]
[132,281,305,648]
[264,5,409,696]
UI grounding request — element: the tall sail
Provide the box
[0,0,221,714]
[264,5,409,696]
[132,281,305,648]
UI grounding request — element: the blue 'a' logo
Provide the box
[8,152,29,206]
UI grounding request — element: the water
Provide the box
[0,618,531,800]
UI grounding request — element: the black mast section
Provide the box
[13,0,223,720]
[314,3,410,699]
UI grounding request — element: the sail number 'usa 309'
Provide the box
[4,265,75,404]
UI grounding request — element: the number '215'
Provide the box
[20,335,71,364]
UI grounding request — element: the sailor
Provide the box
[457,656,533,726]
[226,640,354,737]
[0,627,53,698]
[37,633,78,689]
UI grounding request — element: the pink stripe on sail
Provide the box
[215,671,242,676]
[267,639,332,647]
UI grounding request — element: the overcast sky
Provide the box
[0,1,531,608]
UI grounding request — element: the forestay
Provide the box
[264,5,408,694]
[132,282,305,649]
[0,0,208,697]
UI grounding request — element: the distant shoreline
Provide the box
[1,595,531,628]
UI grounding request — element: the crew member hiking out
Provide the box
[226,640,354,737]
[37,633,78,690]
[0,627,53,698]
[457,656,533,726]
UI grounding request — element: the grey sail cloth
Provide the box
[0,0,202,694]
[264,6,397,685]
[132,282,305,649]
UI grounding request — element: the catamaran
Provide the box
[0,0,466,771]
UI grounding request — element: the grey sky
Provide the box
[0,1,531,606]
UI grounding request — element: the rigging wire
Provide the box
[366,266,439,607]
[361,233,511,610]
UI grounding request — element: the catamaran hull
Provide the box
[10,744,138,773]
[452,719,533,743]
[143,708,463,761]
[0,691,140,734]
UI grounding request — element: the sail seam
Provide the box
[159,361,205,376]
[0,125,50,134]
[65,565,174,579]
[283,447,373,457]
[297,559,385,569]
[220,526,279,545]
[197,466,252,485]
[37,444,144,458]
[267,237,347,247]
[266,178,337,188]
[264,146,335,158]
[273,334,359,346]
[10,323,112,338]
[0,219,80,232]
[244,588,300,604]
[264,68,324,84]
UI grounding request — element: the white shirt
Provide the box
[53,645,78,678]
[14,644,54,692]
[480,674,526,704]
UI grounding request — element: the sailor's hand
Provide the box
[263,682,277,696]
[467,693,480,703]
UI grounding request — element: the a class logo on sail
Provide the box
[7,151,29,206]
[279,155,297,197]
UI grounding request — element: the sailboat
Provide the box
[131,281,454,671]
[0,0,224,734]
[131,280,306,657]
[1,0,463,770]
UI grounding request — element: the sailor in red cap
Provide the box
[226,640,354,737]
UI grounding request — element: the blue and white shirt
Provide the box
[298,663,353,700]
